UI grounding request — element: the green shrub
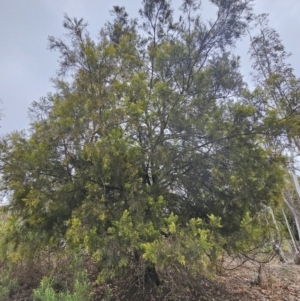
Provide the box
[33,270,92,301]
[0,266,19,300]
[33,252,92,301]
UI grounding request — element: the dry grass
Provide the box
[4,252,300,301]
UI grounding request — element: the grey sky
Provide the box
[0,0,299,135]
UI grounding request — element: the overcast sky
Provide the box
[1,0,299,135]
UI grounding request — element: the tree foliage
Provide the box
[248,13,300,260]
[0,0,294,287]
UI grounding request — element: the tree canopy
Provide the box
[1,0,299,294]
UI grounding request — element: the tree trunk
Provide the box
[144,265,160,286]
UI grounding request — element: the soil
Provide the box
[7,257,300,300]
[215,259,300,301]
[89,258,300,301]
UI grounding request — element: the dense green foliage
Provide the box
[1,0,300,298]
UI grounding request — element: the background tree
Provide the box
[248,14,300,260]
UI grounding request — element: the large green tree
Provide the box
[0,0,287,283]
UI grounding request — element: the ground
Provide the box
[89,258,300,301]
[6,257,300,300]
[216,259,300,301]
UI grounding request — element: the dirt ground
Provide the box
[89,258,300,301]
[215,259,300,301]
[7,256,300,300]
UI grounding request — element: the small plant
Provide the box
[33,271,92,301]
[33,277,57,301]
[33,253,92,301]
[0,264,19,300]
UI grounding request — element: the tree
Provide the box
[248,14,300,261]
[0,0,287,287]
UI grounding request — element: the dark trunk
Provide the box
[144,265,160,286]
